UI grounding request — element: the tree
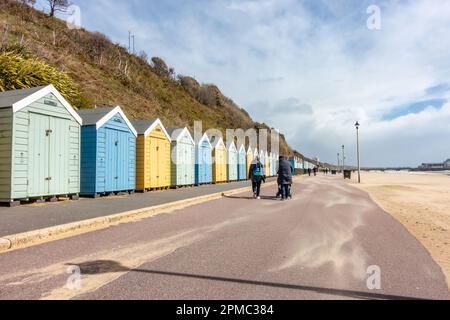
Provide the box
[178,75,200,97]
[151,56,170,78]
[197,85,217,107]
[47,0,69,17]
[18,0,36,6]
[138,50,148,63]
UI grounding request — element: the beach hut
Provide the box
[246,146,254,179]
[264,151,270,177]
[78,107,137,197]
[259,150,265,164]
[259,149,265,172]
[195,133,213,185]
[275,154,280,175]
[237,144,247,181]
[270,152,276,177]
[132,119,171,191]
[253,148,259,160]
[0,85,82,206]
[289,157,297,175]
[168,128,195,187]
[211,137,227,183]
[227,141,238,182]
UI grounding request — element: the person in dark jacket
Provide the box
[277,156,293,201]
[249,156,265,200]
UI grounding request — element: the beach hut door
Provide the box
[29,113,50,196]
[105,129,119,191]
[48,117,69,195]
[29,114,70,197]
[202,145,209,181]
[116,131,129,190]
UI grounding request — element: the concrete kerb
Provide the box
[0,178,293,253]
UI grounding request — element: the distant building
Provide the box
[445,159,450,169]
[419,159,450,170]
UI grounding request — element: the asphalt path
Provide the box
[0,179,275,237]
[0,176,448,300]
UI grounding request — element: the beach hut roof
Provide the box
[226,141,237,152]
[0,84,82,124]
[77,106,137,137]
[210,136,225,149]
[131,118,170,140]
[167,127,194,144]
[238,144,246,153]
[194,133,213,148]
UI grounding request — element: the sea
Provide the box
[384,170,450,176]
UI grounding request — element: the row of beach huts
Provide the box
[0,85,316,206]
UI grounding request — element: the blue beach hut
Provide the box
[289,157,297,176]
[195,133,213,185]
[77,106,137,197]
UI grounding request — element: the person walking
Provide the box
[249,156,265,200]
[308,168,312,176]
[313,167,318,176]
[277,156,293,201]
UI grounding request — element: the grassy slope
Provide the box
[0,1,294,155]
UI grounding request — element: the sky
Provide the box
[35,0,450,167]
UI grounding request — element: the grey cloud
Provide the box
[275,98,314,115]
[257,76,285,83]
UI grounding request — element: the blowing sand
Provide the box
[348,171,450,288]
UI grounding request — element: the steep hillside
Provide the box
[0,0,294,155]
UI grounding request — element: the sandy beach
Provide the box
[348,171,450,288]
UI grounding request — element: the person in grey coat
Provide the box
[277,156,293,200]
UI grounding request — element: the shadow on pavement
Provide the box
[223,195,280,201]
[68,260,423,300]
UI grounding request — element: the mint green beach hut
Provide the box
[0,85,82,206]
[169,127,195,187]
[227,141,238,182]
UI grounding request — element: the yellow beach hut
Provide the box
[211,136,227,183]
[265,151,270,177]
[246,146,254,179]
[132,119,171,191]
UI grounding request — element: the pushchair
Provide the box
[276,183,293,199]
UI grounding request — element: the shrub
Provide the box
[0,49,89,108]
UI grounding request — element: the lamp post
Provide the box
[355,121,361,183]
[337,153,340,171]
[342,145,345,173]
